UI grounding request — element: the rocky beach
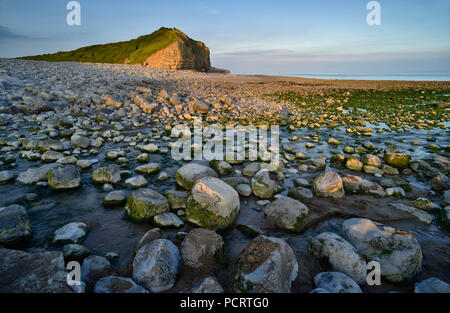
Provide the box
[0,58,449,293]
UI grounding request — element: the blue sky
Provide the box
[0,0,449,74]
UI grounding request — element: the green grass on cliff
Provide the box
[19,27,181,64]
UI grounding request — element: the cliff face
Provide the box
[142,32,211,72]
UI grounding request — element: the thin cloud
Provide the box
[0,25,29,39]
[204,8,220,15]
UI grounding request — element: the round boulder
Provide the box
[175,163,218,190]
[0,204,32,246]
[132,239,182,293]
[180,228,224,270]
[53,222,87,244]
[265,196,309,232]
[48,165,81,191]
[313,171,345,199]
[81,255,111,286]
[313,272,362,293]
[414,277,450,293]
[125,188,170,223]
[186,177,240,230]
[233,235,298,293]
[384,145,409,169]
[251,169,279,199]
[343,218,422,283]
[309,232,367,284]
[92,164,121,184]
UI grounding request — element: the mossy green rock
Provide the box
[164,190,188,210]
[0,205,32,246]
[345,157,363,171]
[48,165,81,191]
[186,177,240,230]
[313,171,345,199]
[265,196,309,232]
[125,188,170,223]
[92,164,121,184]
[209,160,232,175]
[233,235,298,293]
[134,163,160,175]
[343,218,422,283]
[251,169,279,199]
[384,146,410,169]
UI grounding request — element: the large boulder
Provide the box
[125,188,170,223]
[0,248,73,293]
[92,164,121,184]
[264,196,309,232]
[313,272,362,293]
[343,218,422,283]
[134,163,160,175]
[287,187,313,201]
[133,239,182,293]
[0,205,32,246]
[313,171,345,199]
[16,163,58,185]
[251,169,279,199]
[63,244,91,263]
[414,277,450,293]
[430,173,449,192]
[309,232,366,284]
[384,145,409,169]
[180,228,224,270]
[361,154,381,167]
[71,134,90,149]
[138,143,159,153]
[210,160,232,175]
[186,177,240,230]
[243,162,261,177]
[345,157,363,171]
[36,139,64,152]
[153,212,184,228]
[81,255,111,286]
[103,190,126,207]
[233,236,298,293]
[175,163,218,190]
[41,150,63,162]
[94,276,149,293]
[53,222,87,244]
[125,175,147,189]
[342,174,386,197]
[48,165,81,190]
[0,170,15,184]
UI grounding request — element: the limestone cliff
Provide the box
[142,31,210,72]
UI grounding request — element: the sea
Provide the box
[274,73,450,81]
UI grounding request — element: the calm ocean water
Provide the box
[275,73,450,81]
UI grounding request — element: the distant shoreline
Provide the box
[245,73,450,82]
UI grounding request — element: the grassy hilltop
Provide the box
[19,27,183,65]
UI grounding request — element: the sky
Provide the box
[0,0,449,75]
